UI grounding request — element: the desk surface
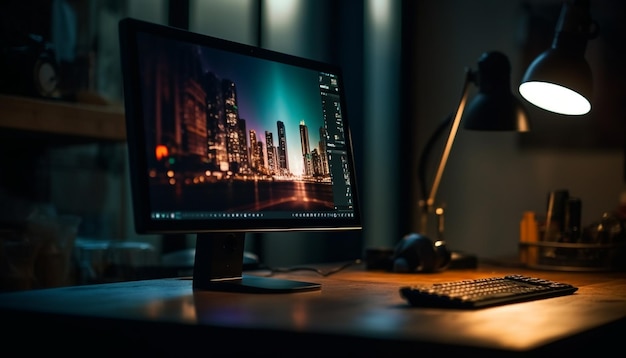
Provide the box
[1,262,625,356]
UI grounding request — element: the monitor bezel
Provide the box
[119,18,362,235]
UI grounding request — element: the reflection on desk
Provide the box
[0,262,624,357]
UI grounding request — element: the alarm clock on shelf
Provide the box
[0,33,61,99]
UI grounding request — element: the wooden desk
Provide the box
[0,262,624,356]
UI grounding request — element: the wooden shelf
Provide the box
[0,94,126,141]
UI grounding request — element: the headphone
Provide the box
[391,233,451,273]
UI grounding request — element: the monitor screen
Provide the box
[119,18,361,292]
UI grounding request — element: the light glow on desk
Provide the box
[436,300,588,350]
[144,295,197,322]
[292,300,310,329]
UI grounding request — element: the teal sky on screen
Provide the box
[199,45,324,176]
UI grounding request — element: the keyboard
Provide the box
[399,274,578,309]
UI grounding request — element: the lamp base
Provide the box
[448,251,478,269]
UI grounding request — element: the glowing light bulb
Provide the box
[519,81,591,115]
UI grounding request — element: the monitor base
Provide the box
[196,275,321,293]
[192,233,320,293]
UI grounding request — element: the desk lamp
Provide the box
[418,51,530,238]
[519,0,598,115]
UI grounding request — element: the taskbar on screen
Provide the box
[151,211,356,220]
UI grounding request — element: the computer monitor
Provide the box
[118,18,361,293]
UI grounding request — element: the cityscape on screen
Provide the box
[136,33,355,218]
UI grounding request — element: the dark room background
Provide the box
[1,0,623,277]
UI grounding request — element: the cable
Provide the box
[260,259,362,277]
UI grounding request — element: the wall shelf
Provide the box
[0,94,126,141]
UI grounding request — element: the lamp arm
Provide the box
[417,112,453,204]
[425,69,474,210]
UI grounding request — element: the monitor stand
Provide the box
[192,232,321,293]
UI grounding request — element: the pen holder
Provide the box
[519,211,626,271]
[519,241,626,271]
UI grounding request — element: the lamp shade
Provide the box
[518,0,596,115]
[463,51,530,132]
[519,48,592,116]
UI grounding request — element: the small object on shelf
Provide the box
[0,33,61,99]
